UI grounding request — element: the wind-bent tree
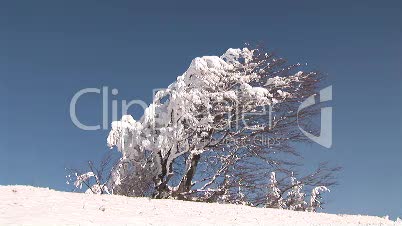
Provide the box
[103,46,338,208]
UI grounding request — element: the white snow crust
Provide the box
[0,185,399,225]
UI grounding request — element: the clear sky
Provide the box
[1,0,401,219]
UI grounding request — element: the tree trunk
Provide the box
[154,152,172,198]
[176,153,201,197]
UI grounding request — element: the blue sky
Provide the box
[1,0,401,219]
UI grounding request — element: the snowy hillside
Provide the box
[0,185,398,225]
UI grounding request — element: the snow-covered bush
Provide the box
[81,45,338,208]
[285,174,307,211]
[67,153,124,195]
[265,171,331,211]
[68,171,109,194]
[308,186,330,212]
[266,172,283,209]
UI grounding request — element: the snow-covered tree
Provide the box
[102,45,338,206]
[308,186,330,212]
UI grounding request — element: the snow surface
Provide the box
[0,186,399,225]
